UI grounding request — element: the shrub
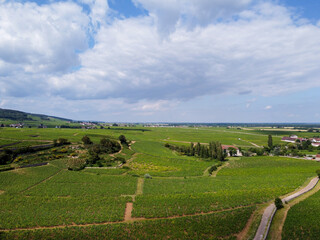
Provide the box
[208,165,217,175]
[67,158,86,171]
[316,170,320,178]
[275,197,284,209]
[115,157,126,164]
[82,135,92,145]
[144,173,152,179]
[59,148,68,153]
[54,138,70,147]
[119,135,127,145]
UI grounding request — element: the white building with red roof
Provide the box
[222,145,242,157]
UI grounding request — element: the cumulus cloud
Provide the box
[1,0,320,119]
[45,2,320,102]
[133,0,254,35]
[265,105,272,110]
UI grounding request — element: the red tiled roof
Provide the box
[222,145,239,150]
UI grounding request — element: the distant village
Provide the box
[282,135,320,147]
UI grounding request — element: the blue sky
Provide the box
[0,0,320,122]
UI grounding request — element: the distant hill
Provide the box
[0,108,72,122]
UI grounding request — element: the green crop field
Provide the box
[0,126,319,239]
[282,185,320,239]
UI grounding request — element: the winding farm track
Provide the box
[253,177,319,240]
[0,204,255,232]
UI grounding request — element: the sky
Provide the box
[0,0,320,123]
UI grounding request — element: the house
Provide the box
[222,145,242,157]
[311,138,320,143]
[9,123,24,128]
[281,137,296,143]
[312,142,320,147]
[316,154,320,161]
[290,135,298,139]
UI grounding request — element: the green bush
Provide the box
[208,165,217,175]
[144,173,152,179]
[316,170,320,178]
[67,158,86,171]
[275,197,284,209]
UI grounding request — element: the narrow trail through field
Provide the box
[129,141,136,151]
[123,177,144,221]
[268,179,320,240]
[239,139,262,148]
[0,204,255,232]
[212,162,229,177]
[124,202,133,221]
[136,178,144,195]
[253,177,319,240]
[20,168,63,194]
[237,211,256,240]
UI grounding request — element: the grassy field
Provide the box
[282,183,320,239]
[1,126,319,239]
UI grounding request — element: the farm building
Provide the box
[312,142,320,147]
[281,137,296,143]
[222,145,242,157]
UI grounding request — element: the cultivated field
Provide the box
[0,126,319,239]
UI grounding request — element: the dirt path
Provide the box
[123,177,144,221]
[129,141,136,151]
[124,202,133,221]
[253,177,319,240]
[237,211,256,240]
[211,162,229,177]
[239,139,262,148]
[20,169,63,193]
[0,204,254,232]
[136,178,144,195]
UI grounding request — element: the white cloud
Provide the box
[133,0,254,35]
[0,1,90,97]
[1,0,320,122]
[45,2,320,102]
[0,1,89,73]
[265,105,272,110]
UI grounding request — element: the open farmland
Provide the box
[0,126,320,239]
[282,183,320,239]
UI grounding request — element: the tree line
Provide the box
[165,141,226,161]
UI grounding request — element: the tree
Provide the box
[54,138,70,147]
[67,158,86,171]
[268,135,273,149]
[228,147,237,157]
[275,197,284,209]
[82,135,92,145]
[190,142,194,156]
[316,170,320,178]
[119,135,127,145]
